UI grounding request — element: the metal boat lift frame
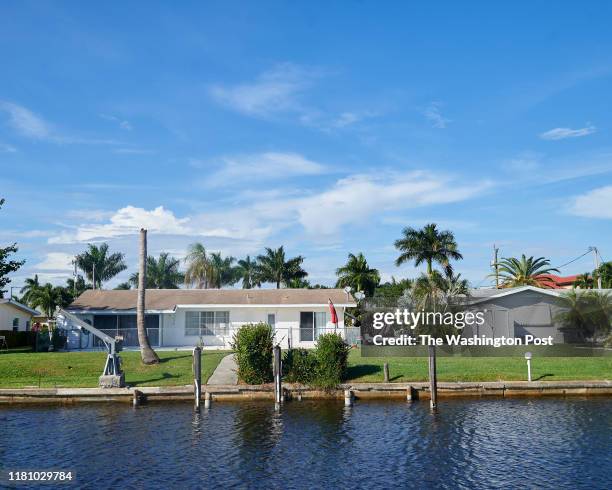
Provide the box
[55,308,123,378]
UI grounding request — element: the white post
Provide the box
[344,389,353,407]
[527,359,532,382]
[525,352,532,382]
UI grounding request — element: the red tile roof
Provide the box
[536,274,581,289]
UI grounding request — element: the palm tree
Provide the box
[65,275,90,299]
[286,278,311,288]
[236,255,261,289]
[184,243,211,288]
[395,223,463,277]
[137,229,159,364]
[75,243,127,289]
[496,255,559,288]
[257,246,308,288]
[114,282,132,290]
[442,270,470,298]
[594,262,612,289]
[335,253,380,297]
[130,253,184,289]
[28,283,71,318]
[208,252,238,288]
[573,272,594,289]
[555,290,612,343]
[20,274,40,306]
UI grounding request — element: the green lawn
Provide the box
[0,350,228,388]
[347,350,612,382]
[1,349,609,388]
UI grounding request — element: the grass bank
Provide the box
[0,350,227,388]
[347,350,612,382]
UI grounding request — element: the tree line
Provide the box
[1,191,611,333]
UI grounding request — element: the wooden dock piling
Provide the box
[428,344,438,409]
[193,346,202,410]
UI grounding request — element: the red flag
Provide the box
[328,298,338,325]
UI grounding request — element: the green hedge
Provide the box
[231,323,274,384]
[283,334,351,389]
[283,348,317,384]
[0,330,36,349]
[313,333,350,389]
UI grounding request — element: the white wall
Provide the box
[0,304,33,332]
[161,306,346,349]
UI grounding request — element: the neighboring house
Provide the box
[0,299,40,332]
[64,289,356,349]
[536,274,581,289]
[464,286,611,343]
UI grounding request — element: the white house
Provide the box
[0,299,40,332]
[65,288,357,349]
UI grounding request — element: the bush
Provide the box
[231,323,274,384]
[0,330,36,349]
[283,348,317,384]
[313,333,350,389]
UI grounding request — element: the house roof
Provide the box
[468,285,612,305]
[536,274,580,289]
[68,288,356,312]
[0,299,40,316]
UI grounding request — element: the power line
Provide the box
[553,250,592,270]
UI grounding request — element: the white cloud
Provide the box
[47,170,491,247]
[0,101,121,145]
[100,113,133,131]
[0,101,52,139]
[294,171,490,235]
[540,125,596,140]
[424,102,451,129]
[503,151,542,172]
[209,63,311,117]
[569,186,612,218]
[49,206,191,243]
[333,112,361,128]
[203,152,326,186]
[35,252,74,271]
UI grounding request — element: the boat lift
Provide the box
[55,308,125,387]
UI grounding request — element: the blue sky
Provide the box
[1,1,612,290]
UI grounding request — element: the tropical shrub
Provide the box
[313,333,350,389]
[283,348,317,384]
[555,290,612,343]
[231,323,274,384]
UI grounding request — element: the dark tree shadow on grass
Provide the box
[130,372,180,386]
[157,354,191,363]
[346,364,381,381]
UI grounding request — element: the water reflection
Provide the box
[0,398,610,489]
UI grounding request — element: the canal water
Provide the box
[0,398,610,489]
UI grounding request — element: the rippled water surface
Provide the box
[0,398,610,489]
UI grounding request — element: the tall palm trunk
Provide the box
[138,228,159,364]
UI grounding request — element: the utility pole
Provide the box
[71,260,77,296]
[591,246,602,289]
[492,244,500,289]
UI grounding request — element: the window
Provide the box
[12,318,19,332]
[267,313,276,328]
[185,311,230,336]
[300,311,328,342]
